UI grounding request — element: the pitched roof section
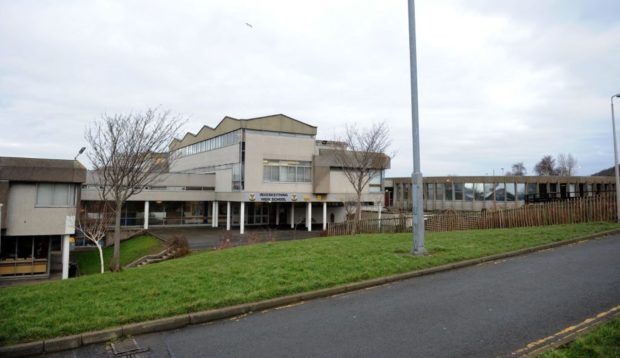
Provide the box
[169,114,317,151]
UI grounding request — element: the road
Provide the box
[46,234,620,357]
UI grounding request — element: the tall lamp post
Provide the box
[408,0,427,255]
[611,93,620,223]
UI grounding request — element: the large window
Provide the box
[263,160,312,183]
[176,130,242,158]
[36,183,76,207]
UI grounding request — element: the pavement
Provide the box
[148,225,322,250]
[38,233,620,358]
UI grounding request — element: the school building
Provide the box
[80,114,390,234]
[385,175,616,212]
[0,157,86,280]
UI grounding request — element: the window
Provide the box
[454,183,464,200]
[464,183,474,201]
[176,130,242,158]
[369,171,383,193]
[506,183,516,201]
[436,183,444,201]
[263,160,312,183]
[516,183,525,201]
[494,183,505,201]
[445,183,453,201]
[473,183,484,201]
[484,183,494,201]
[36,184,75,207]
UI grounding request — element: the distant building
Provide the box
[386,175,616,212]
[0,157,86,280]
[81,114,390,233]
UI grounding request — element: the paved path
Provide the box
[46,234,620,357]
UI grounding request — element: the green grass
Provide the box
[540,317,620,357]
[73,235,163,275]
[0,222,618,346]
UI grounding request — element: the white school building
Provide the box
[80,114,390,233]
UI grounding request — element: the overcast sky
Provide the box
[1,0,619,177]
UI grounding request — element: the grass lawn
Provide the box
[0,222,618,345]
[540,317,620,357]
[74,235,164,275]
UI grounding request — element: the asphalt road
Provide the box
[46,234,620,358]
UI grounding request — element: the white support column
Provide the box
[212,201,217,228]
[307,202,312,232]
[61,234,70,279]
[322,201,327,231]
[240,202,245,235]
[143,201,149,230]
[275,203,280,226]
[215,202,219,227]
[291,203,295,229]
[226,201,231,231]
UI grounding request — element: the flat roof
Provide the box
[0,156,87,183]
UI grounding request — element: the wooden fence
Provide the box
[326,193,616,236]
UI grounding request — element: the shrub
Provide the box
[167,235,190,258]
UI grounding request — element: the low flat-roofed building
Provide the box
[387,175,616,212]
[0,157,86,280]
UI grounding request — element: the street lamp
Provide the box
[407,0,427,255]
[74,147,86,160]
[611,93,620,223]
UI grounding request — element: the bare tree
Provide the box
[534,155,558,176]
[332,122,391,227]
[86,108,184,271]
[506,162,526,176]
[342,195,358,221]
[76,203,113,274]
[557,153,578,176]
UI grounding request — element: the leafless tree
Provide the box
[534,155,558,176]
[342,195,358,221]
[332,122,391,227]
[85,108,184,271]
[557,153,578,176]
[506,162,527,176]
[76,203,113,274]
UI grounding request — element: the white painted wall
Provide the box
[6,184,77,236]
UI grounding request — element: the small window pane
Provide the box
[37,184,54,206]
[445,183,453,201]
[464,183,474,201]
[474,183,484,201]
[484,183,494,201]
[454,183,463,200]
[436,183,444,201]
[506,183,516,201]
[516,183,525,201]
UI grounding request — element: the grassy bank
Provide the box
[0,222,618,345]
[541,317,620,357]
[74,235,163,275]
